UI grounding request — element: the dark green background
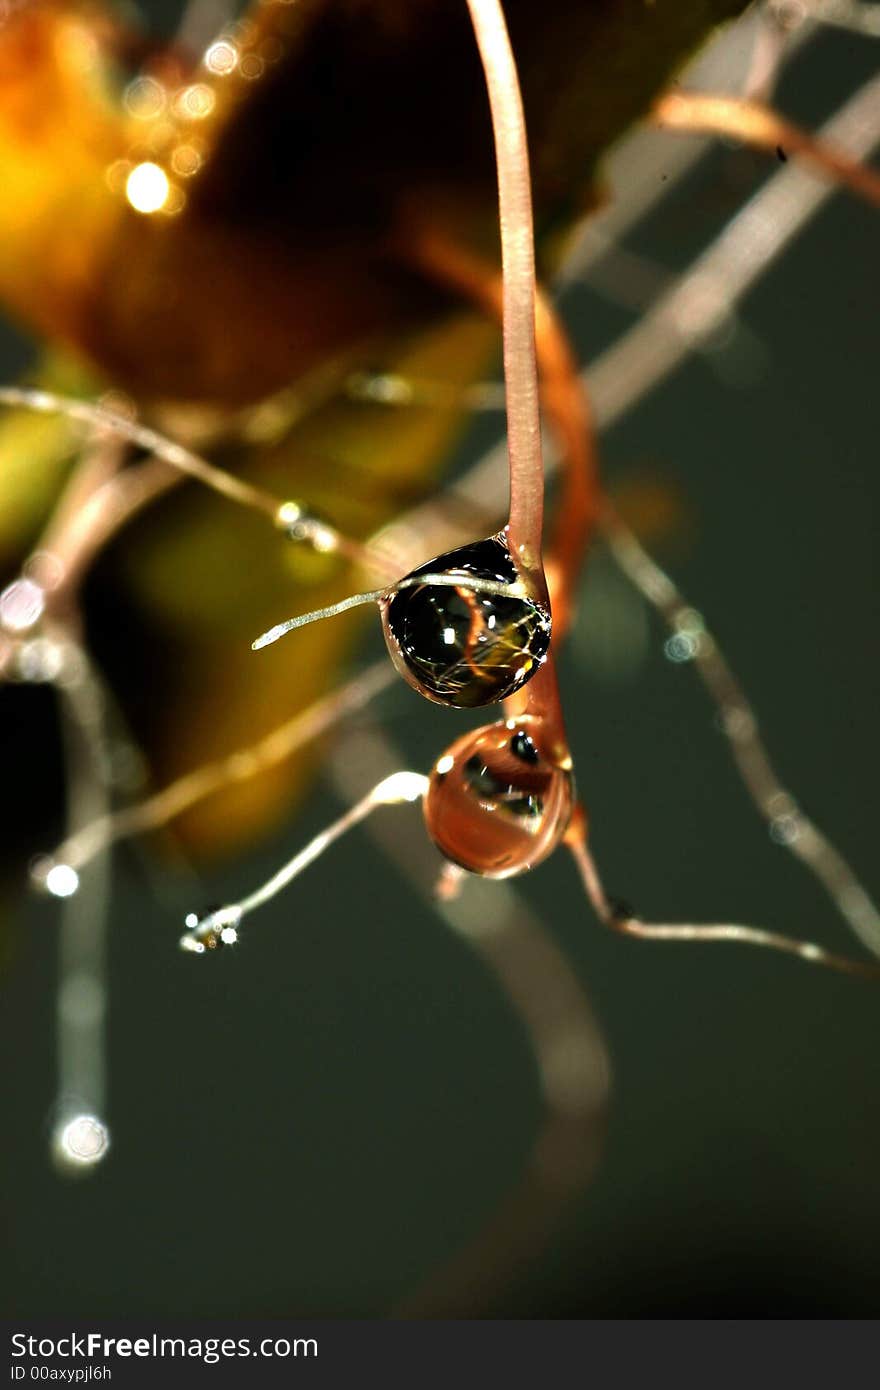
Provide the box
[1,9,878,1316]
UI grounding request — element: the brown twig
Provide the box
[465,0,547,595]
[653,89,880,208]
[401,228,600,639]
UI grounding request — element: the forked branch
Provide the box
[654,90,880,208]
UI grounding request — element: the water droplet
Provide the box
[769,813,802,846]
[664,632,699,663]
[52,1114,110,1171]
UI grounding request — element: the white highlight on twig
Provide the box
[52,1113,111,1171]
[45,863,81,899]
[0,578,45,633]
[47,657,116,1176]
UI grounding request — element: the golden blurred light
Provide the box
[105,159,131,195]
[97,389,136,420]
[171,143,203,178]
[240,53,265,80]
[58,20,99,76]
[123,75,166,120]
[125,162,170,214]
[175,83,216,120]
[205,39,239,75]
[308,523,339,554]
[162,185,187,217]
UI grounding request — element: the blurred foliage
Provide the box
[0,0,746,856]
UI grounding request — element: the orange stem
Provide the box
[654,91,880,208]
[465,0,547,596]
[400,226,600,640]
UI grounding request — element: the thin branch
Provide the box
[0,386,281,518]
[327,722,609,1318]
[588,71,880,430]
[812,0,880,39]
[600,508,880,963]
[45,658,395,874]
[653,90,880,207]
[465,0,546,589]
[556,3,817,291]
[373,85,880,961]
[0,385,384,573]
[566,809,880,981]
[47,645,116,1171]
[400,230,600,639]
[41,458,180,619]
[181,769,428,949]
[423,68,880,524]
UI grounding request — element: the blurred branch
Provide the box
[600,508,880,963]
[46,644,116,1171]
[587,70,880,429]
[47,659,394,873]
[810,0,880,38]
[404,69,880,532]
[653,90,880,207]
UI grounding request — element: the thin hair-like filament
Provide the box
[181,771,428,949]
[0,386,381,570]
[565,811,880,981]
[251,569,531,650]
